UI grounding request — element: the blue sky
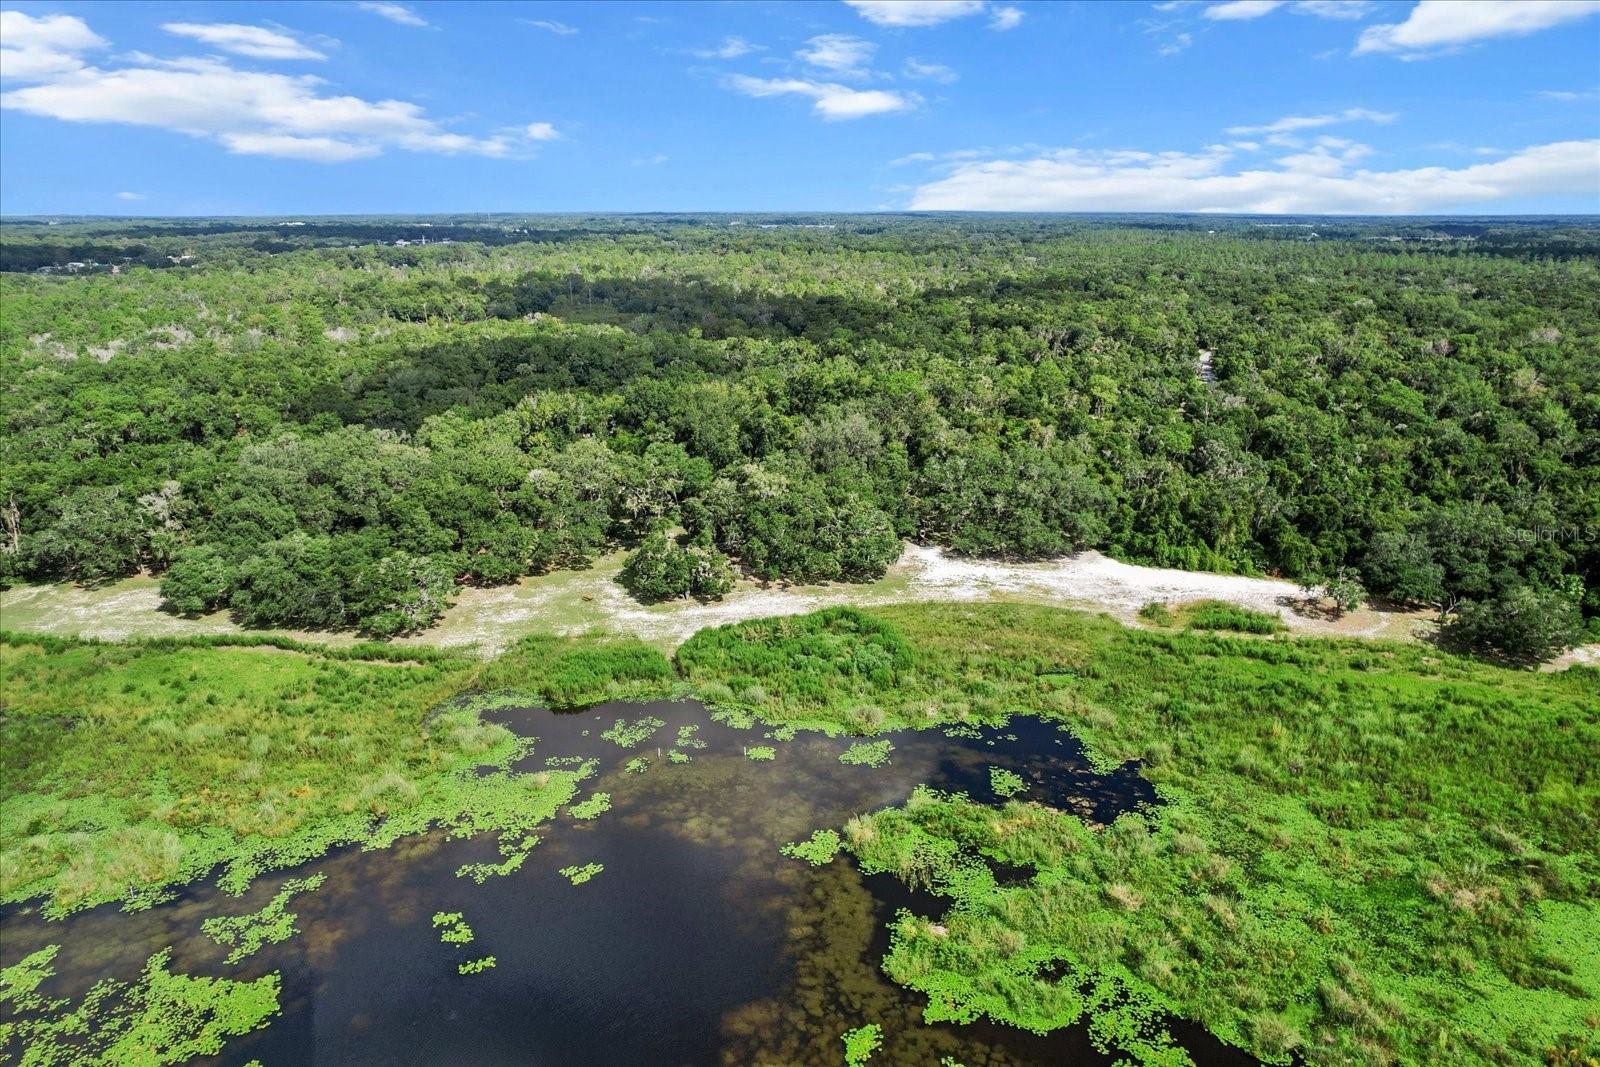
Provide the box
[1,0,1597,215]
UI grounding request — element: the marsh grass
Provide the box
[698,603,1598,1067]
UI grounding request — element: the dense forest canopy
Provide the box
[2,214,1595,653]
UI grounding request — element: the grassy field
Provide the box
[3,606,1596,1065]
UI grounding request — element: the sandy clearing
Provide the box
[3,542,1460,657]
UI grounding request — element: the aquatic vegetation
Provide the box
[458,956,496,975]
[202,874,326,964]
[988,767,1026,799]
[457,831,544,883]
[839,740,893,768]
[842,1023,884,1066]
[674,723,707,750]
[568,792,612,820]
[625,756,650,774]
[1181,599,1285,634]
[0,944,279,1065]
[432,912,474,945]
[560,863,604,885]
[782,829,842,867]
[741,602,1599,1067]
[667,749,693,764]
[600,716,666,749]
[746,746,776,761]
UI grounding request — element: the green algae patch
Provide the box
[560,863,604,885]
[568,792,612,820]
[458,956,496,976]
[601,716,666,749]
[0,944,279,1065]
[839,741,893,768]
[842,1023,884,1065]
[988,767,1025,798]
[782,829,843,867]
[746,746,777,761]
[203,874,326,964]
[432,912,474,945]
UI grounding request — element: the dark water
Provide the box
[0,701,1256,1066]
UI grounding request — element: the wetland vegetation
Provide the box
[2,602,1595,1064]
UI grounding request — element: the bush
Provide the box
[1443,586,1584,662]
[1185,601,1285,634]
[1137,602,1174,626]
[160,546,234,615]
[619,532,736,602]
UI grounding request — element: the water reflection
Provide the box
[1,700,1254,1066]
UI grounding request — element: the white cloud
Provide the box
[889,151,937,165]
[524,121,560,140]
[1158,31,1194,55]
[903,57,958,82]
[842,1,988,27]
[989,6,1024,29]
[1357,0,1600,56]
[0,29,539,163]
[1294,1,1372,18]
[524,19,578,35]
[1225,107,1395,135]
[797,34,875,77]
[907,139,1600,213]
[0,11,108,80]
[692,35,760,59]
[1203,0,1283,19]
[355,2,429,29]
[162,23,327,61]
[115,190,145,201]
[724,74,917,120]
[1203,0,1372,18]
[1539,88,1599,102]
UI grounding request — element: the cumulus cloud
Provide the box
[524,121,560,140]
[354,2,429,29]
[724,74,917,120]
[692,36,760,59]
[906,139,1600,213]
[797,34,875,77]
[162,23,327,61]
[0,11,108,80]
[115,190,145,201]
[1225,107,1395,136]
[903,58,958,82]
[1357,0,1600,56]
[0,19,550,163]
